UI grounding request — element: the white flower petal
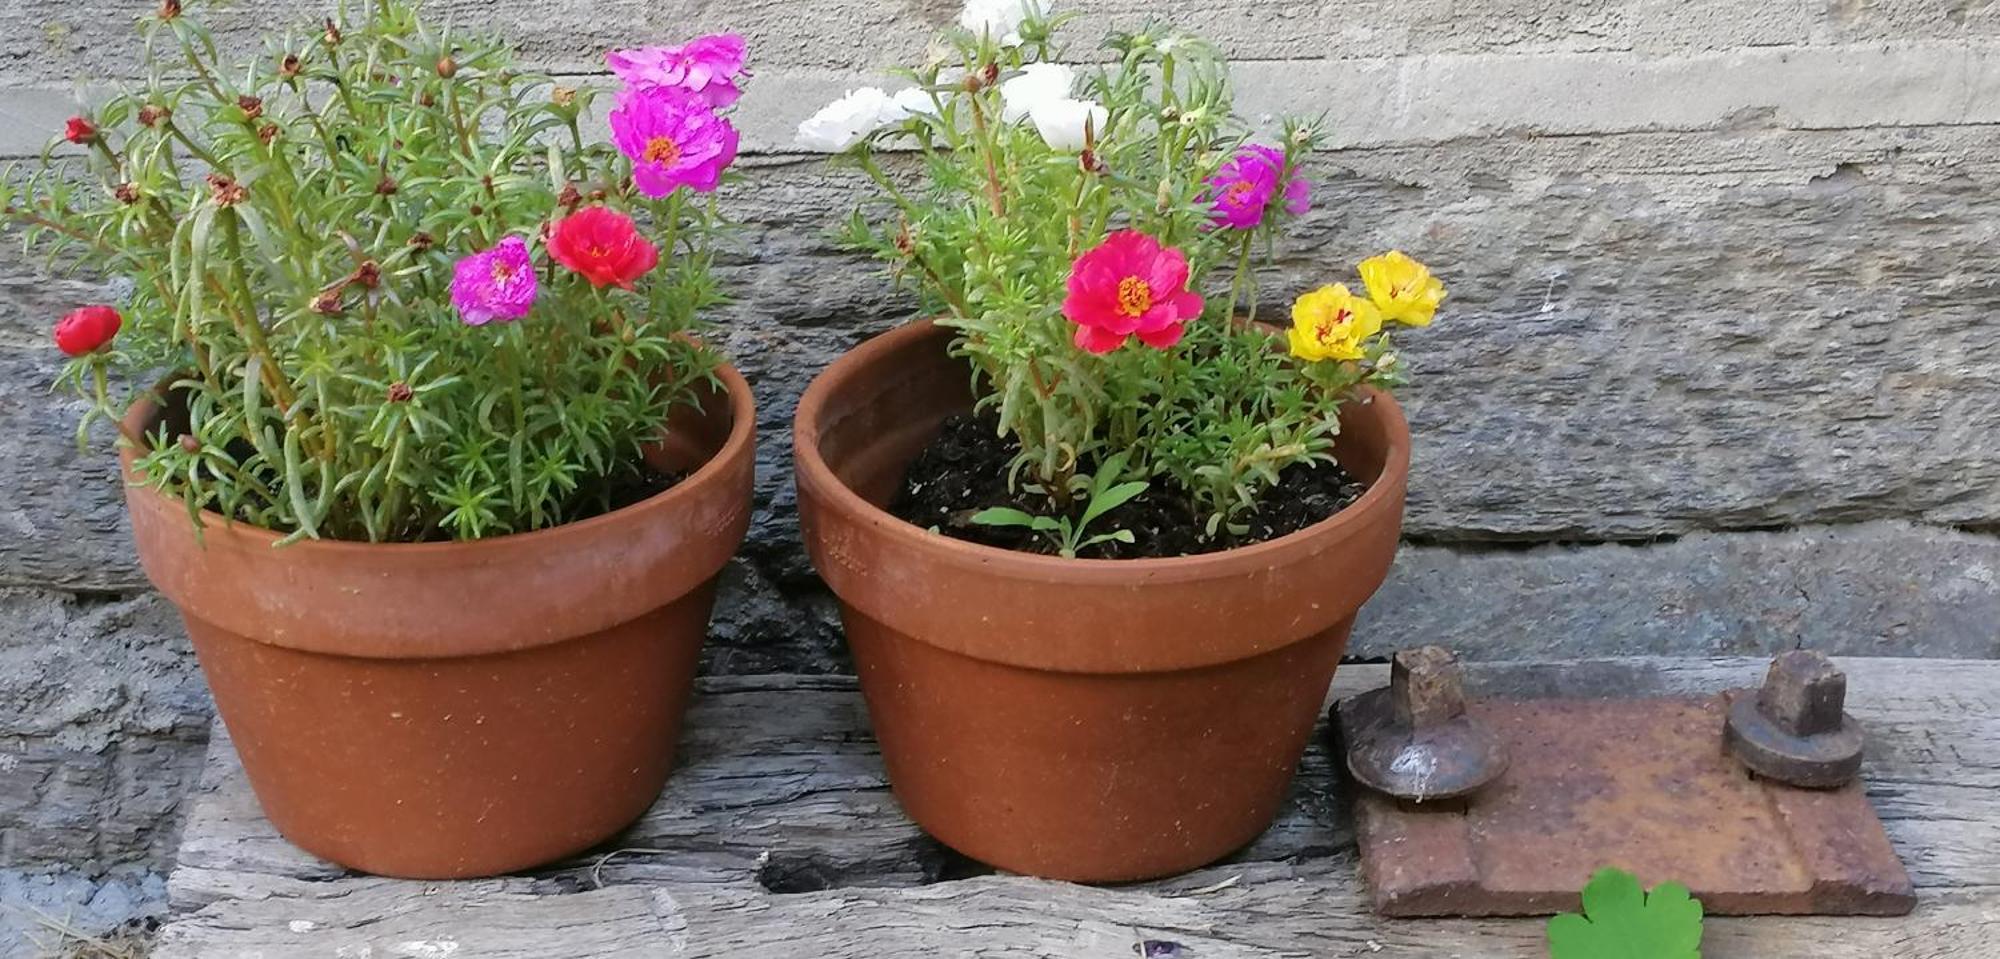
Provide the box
[958,0,1036,45]
[796,87,911,151]
[999,63,1076,123]
[1029,97,1105,151]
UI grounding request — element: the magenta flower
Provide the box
[449,236,538,326]
[607,34,748,108]
[1203,144,1310,230]
[610,86,740,197]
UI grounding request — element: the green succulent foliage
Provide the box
[4,0,728,543]
[971,449,1149,557]
[1547,868,1705,959]
[833,9,1399,543]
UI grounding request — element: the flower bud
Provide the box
[552,86,578,108]
[279,53,303,79]
[52,305,122,357]
[376,176,399,196]
[237,96,264,121]
[206,174,248,207]
[386,382,414,403]
[409,231,435,251]
[257,124,281,146]
[419,92,437,108]
[323,17,343,47]
[311,291,343,315]
[158,0,182,19]
[436,55,458,78]
[114,183,141,205]
[178,434,201,454]
[64,116,97,145]
[352,260,381,289]
[137,104,170,128]
[557,183,582,210]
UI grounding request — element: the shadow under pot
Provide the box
[121,363,757,880]
[794,319,1410,883]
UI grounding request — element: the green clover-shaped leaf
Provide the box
[1547,868,1704,959]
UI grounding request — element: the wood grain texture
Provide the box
[157,658,2000,957]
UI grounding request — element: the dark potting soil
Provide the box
[891,414,1368,560]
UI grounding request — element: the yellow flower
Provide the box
[1358,250,1446,327]
[1288,284,1383,363]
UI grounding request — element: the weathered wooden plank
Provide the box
[153,863,2000,958]
[160,659,2000,956]
[153,882,685,958]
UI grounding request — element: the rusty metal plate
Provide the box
[1335,693,1916,918]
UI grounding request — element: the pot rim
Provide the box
[794,318,1411,581]
[119,360,757,554]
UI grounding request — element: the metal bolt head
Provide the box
[1338,646,1508,803]
[1758,650,1847,737]
[1726,650,1866,789]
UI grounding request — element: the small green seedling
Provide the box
[972,451,1150,559]
[1547,868,1704,959]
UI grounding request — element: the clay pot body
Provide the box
[122,366,755,879]
[794,320,1410,882]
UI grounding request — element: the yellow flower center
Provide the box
[490,259,516,283]
[1116,276,1153,317]
[1315,307,1350,344]
[1226,181,1256,201]
[644,136,681,166]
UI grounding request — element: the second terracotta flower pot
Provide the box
[795,320,1409,882]
[123,363,756,879]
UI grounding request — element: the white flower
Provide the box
[796,87,913,151]
[999,63,1075,123]
[891,87,938,116]
[1028,97,1106,152]
[959,0,1035,45]
[891,68,965,117]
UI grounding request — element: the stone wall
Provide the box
[5,0,2000,945]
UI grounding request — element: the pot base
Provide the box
[849,610,1354,883]
[187,586,713,880]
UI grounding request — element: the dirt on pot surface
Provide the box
[891,413,1367,559]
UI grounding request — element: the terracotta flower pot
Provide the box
[795,320,1409,882]
[121,364,755,879]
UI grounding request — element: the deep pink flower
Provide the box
[450,236,538,326]
[610,86,739,197]
[1203,144,1309,230]
[64,116,97,145]
[1060,231,1205,354]
[607,34,748,108]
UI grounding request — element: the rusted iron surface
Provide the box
[1340,647,1509,802]
[1725,650,1866,788]
[1336,695,1916,918]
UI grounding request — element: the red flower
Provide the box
[1060,230,1205,354]
[547,207,660,290]
[53,306,122,357]
[64,116,97,145]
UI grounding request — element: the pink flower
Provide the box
[610,86,739,197]
[1203,144,1309,230]
[607,34,748,108]
[450,236,538,326]
[1060,231,1205,354]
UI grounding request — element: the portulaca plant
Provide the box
[801,2,1448,547]
[5,0,747,542]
